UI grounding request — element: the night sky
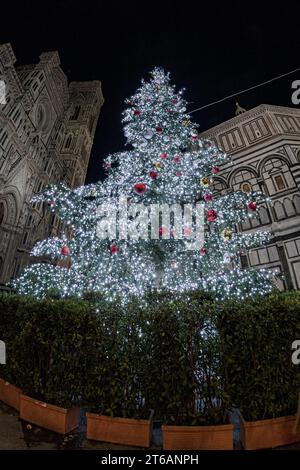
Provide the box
[1,1,300,183]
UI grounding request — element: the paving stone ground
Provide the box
[1,402,300,451]
[0,404,56,450]
[0,402,160,450]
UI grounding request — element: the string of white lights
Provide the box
[12,67,275,302]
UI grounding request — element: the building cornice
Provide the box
[200,104,300,137]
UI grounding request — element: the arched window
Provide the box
[89,115,95,132]
[0,129,8,147]
[70,105,81,121]
[293,194,300,214]
[241,219,251,231]
[0,194,18,227]
[65,135,72,149]
[258,206,271,225]
[231,168,260,193]
[22,232,28,245]
[0,79,6,105]
[283,198,296,217]
[274,201,286,220]
[27,214,32,227]
[211,178,227,196]
[261,157,295,195]
[36,105,45,127]
[249,216,260,228]
[0,202,4,225]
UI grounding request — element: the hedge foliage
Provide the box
[1,291,300,423]
[0,294,99,408]
[218,291,300,421]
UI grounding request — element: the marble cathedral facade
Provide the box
[201,102,300,290]
[0,43,104,285]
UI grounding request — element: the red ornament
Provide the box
[159,226,168,236]
[47,200,55,206]
[149,171,158,179]
[156,127,163,134]
[129,101,134,106]
[212,166,220,174]
[200,247,207,256]
[134,182,147,195]
[173,155,181,163]
[61,246,70,256]
[176,171,182,177]
[110,243,118,254]
[203,193,213,202]
[248,201,257,211]
[184,227,192,237]
[172,99,178,104]
[192,135,198,141]
[134,109,141,116]
[104,162,111,169]
[160,152,168,159]
[207,209,218,222]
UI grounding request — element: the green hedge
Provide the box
[137,291,228,424]
[0,294,99,408]
[84,298,148,418]
[1,291,300,423]
[218,291,300,421]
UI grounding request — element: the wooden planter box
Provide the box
[162,422,234,450]
[238,411,300,449]
[86,410,154,447]
[20,394,80,434]
[0,378,22,411]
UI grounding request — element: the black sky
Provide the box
[1,1,300,183]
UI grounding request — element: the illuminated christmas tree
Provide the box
[13,68,274,301]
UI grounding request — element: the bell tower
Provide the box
[61,81,104,186]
